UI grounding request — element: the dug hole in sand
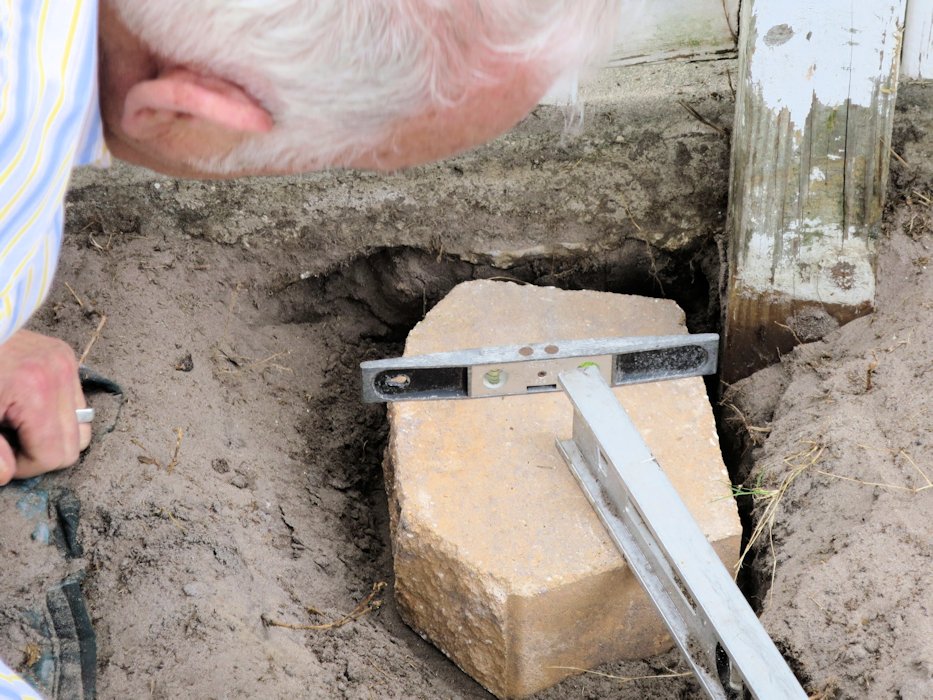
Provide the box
[0,153,929,699]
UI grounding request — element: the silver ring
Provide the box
[76,408,95,424]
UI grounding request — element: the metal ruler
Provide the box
[556,367,805,700]
[361,334,718,403]
[360,333,806,699]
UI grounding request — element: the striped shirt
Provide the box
[0,0,109,346]
[0,659,41,700]
[1,2,106,697]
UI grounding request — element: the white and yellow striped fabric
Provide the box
[0,0,109,346]
[0,658,41,700]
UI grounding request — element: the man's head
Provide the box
[99,1,624,178]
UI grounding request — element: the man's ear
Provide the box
[122,67,274,141]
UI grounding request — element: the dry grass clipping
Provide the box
[547,666,690,685]
[132,427,185,473]
[78,314,108,364]
[721,401,772,446]
[818,444,933,494]
[263,582,387,631]
[734,441,825,594]
[736,438,932,597]
[22,643,41,667]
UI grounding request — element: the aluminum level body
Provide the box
[361,334,718,402]
[556,368,806,700]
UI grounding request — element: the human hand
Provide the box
[0,330,91,485]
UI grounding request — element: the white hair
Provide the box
[110,1,625,173]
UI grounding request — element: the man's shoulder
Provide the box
[0,0,107,344]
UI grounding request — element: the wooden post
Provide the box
[723,0,907,383]
[902,0,933,79]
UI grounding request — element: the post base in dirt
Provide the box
[724,291,872,384]
[722,0,907,383]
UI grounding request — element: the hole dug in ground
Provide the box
[4,137,930,699]
[3,227,827,700]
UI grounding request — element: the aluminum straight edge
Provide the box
[361,333,719,403]
[558,431,729,699]
[361,334,719,371]
[556,368,806,700]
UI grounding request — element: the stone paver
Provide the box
[385,280,740,699]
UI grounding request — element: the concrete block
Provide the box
[385,280,740,699]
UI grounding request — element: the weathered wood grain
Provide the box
[723,1,907,382]
[903,0,933,79]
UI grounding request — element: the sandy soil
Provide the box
[0,214,699,699]
[0,179,929,699]
[724,195,933,699]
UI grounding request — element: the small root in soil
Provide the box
[166,427,184,473]
[739,437,933,600]
[734,441,825,594]
[815,447,932,494]
[23,643,41,667]
[79,313,108,364]
[131,427,185,472]
[218,349,292,374]
[262,581,387,631]
[161,508,187,534]
[814,443,933,493]
[132,438,161,468]
[720,401,772,446]
[63,282,86,309]
[547,665,691,685]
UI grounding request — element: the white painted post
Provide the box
[723,0,908,382]
[903,0,933,79]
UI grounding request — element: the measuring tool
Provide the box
[361,332,806,699]
[557,366,805,699]
[361,333,718,403]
